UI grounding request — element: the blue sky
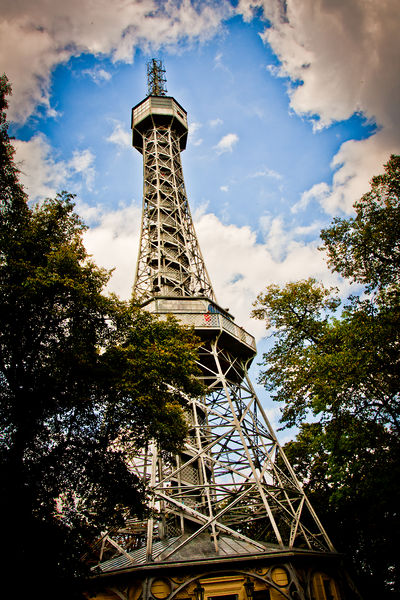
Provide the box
[2,0,399,433]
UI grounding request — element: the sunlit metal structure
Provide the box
[88,60,359,600]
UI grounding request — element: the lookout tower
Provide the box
[88,60,359,600]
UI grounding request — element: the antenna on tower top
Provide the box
[147,58,167,96]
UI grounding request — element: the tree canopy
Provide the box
[321,155,400,293]
[0,75,202,599]
[252,155,400,599]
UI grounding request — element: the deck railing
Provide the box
[167,312,256,352]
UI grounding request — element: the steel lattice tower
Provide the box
[89,60,359,600]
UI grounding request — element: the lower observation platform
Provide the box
[142,296,256,359]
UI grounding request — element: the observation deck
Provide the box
[132,95,188,152]
[142,296,256,360]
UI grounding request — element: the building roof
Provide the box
[95,533,281,574]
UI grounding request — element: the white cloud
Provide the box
[194,209,347,339]
[107,122,131,148]
[189,121,203,146]
[259,215,287,261]
[209,118,223,127]
[82,68,112,84]
[70,149,95,190]
[238,0,400,214]
[12,135,96,201]
[213,50,233,78]
[249,167,282,180]
[320,133,396,215]
[214,52,223,68]
[214,133,239,154]
[13,135,69,201]
[293,222,324,237]
[291,182,329,214]
[259,214,323,258]
[83,203,142,299]
[189,121,202,135]
[266,64,280,78]
[1,0,232,122]
[220,185,229,192]
[260,0,400,129]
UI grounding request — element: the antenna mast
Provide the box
[147,58,167,96]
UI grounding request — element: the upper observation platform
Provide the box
[131,96,188,153]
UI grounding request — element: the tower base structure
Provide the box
[85,298,361,600]
[86,545,358,600]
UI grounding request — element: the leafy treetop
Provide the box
[0,74,202,600]
[321,154,400,293]
[252,154,400,598]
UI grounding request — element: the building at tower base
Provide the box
[87,546,356,600]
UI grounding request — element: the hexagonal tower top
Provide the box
[131,60,188,153]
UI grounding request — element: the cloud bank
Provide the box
[13,135,95,201]
[1,0,231,122]
[239,0,400,213]
[3,0,398,218]
[83,204,343,340]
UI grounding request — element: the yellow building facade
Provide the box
[87,558,346,600]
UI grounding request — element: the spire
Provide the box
[147,58,167,96]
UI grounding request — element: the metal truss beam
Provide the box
[134,125,215,302]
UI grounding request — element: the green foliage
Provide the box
[284,419,400,598]
[321,155,400,292]
[253,155,400,598]
[252,279,342,427]
[253,278,400,433]
[0,76,202,599]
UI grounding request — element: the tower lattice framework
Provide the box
[89,61,358,600]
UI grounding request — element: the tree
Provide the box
[252,278,400,433]
[0,75,202,599]
[252,155,400,598]
[321,155,400,293]
[283,417,400,599]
